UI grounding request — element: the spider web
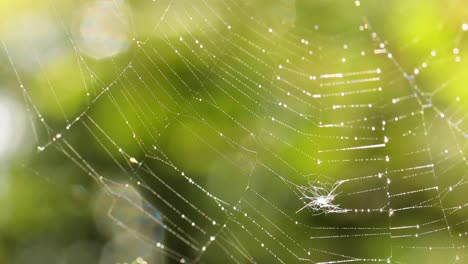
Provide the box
[2,0,468,263]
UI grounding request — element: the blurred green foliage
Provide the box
[0,0,467,263]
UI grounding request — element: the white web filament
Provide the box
[296,180,347,215]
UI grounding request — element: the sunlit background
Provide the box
[0,0,467,263]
